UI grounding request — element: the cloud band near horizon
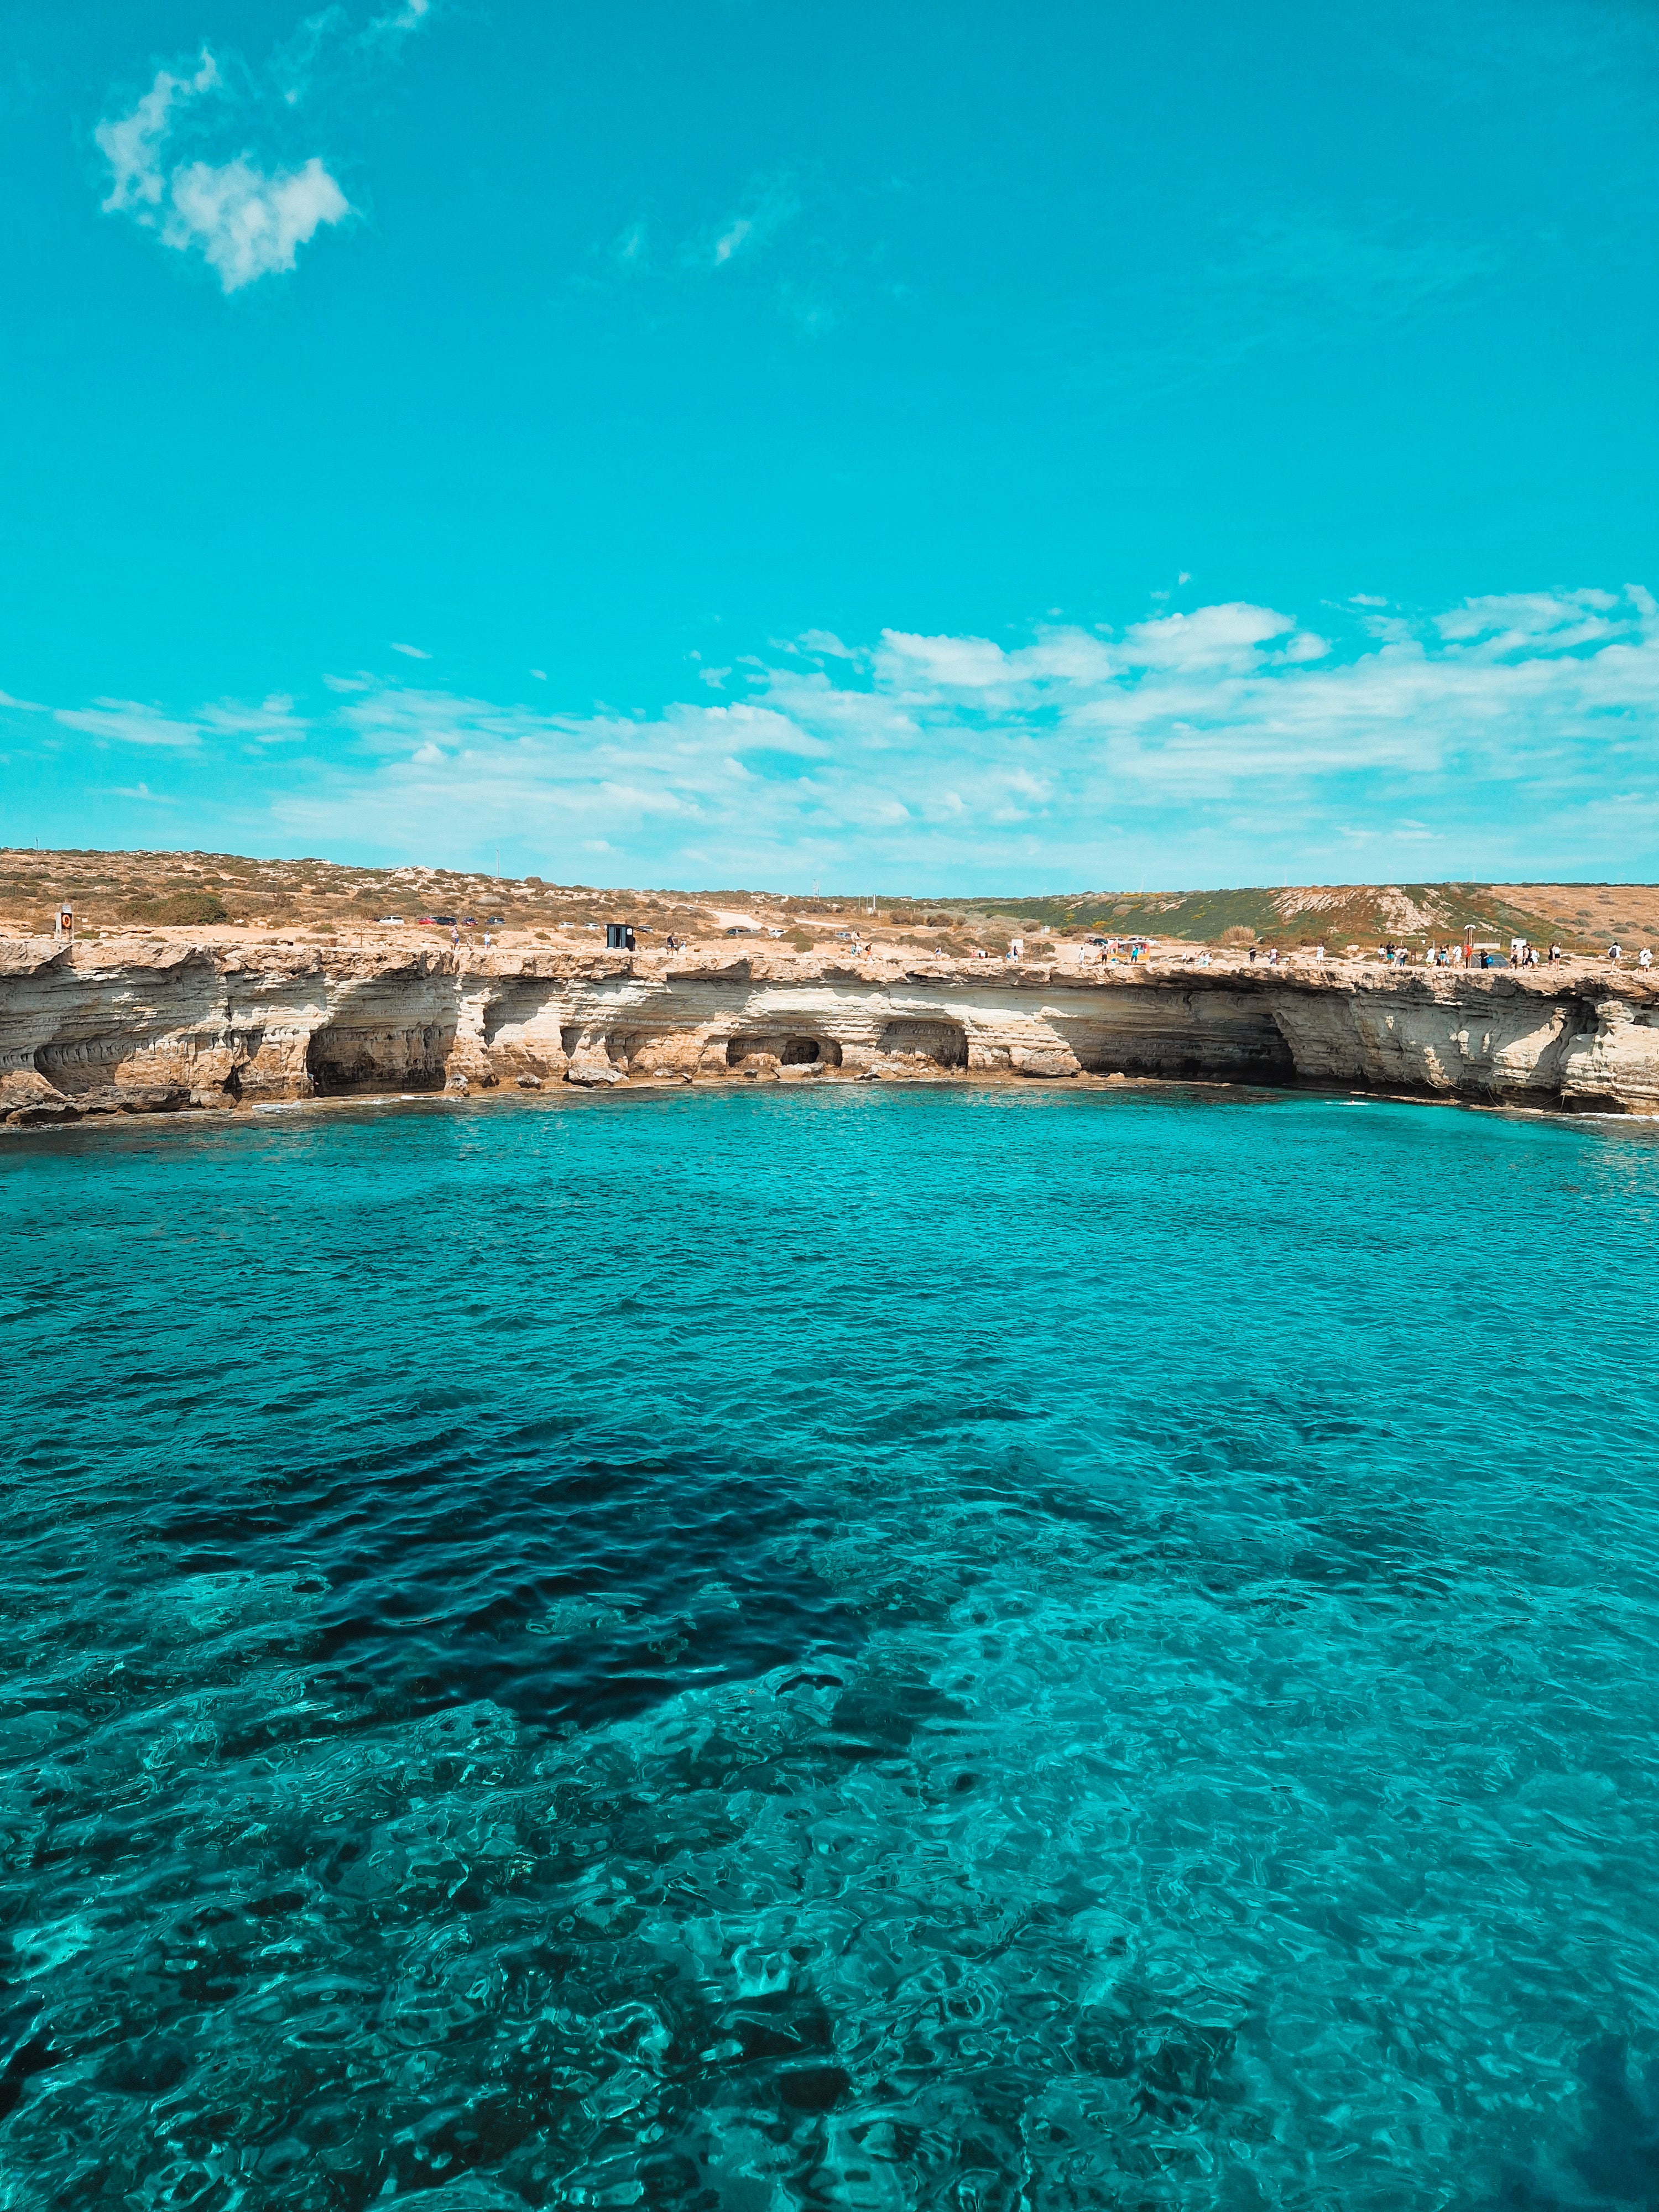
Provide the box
[12,586,1659,891]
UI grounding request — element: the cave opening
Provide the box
[877,1019,968,1068]
[305,1023,449,1095]
[727,1034,842,1069]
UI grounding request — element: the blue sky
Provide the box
[3,0,1657,891]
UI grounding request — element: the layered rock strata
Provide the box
[3,937,1657,1124]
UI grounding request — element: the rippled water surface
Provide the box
[4,1083,1659,2210]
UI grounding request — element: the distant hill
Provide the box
[924,881,1659,951]
[1,851,1655,955]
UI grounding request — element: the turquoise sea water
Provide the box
[3,1083,1659,2210]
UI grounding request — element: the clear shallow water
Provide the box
[3,1083,1659,2211]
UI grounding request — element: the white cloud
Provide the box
[1433,589,1621,654]
[53,690,310,751]
[97,45,349,291]
[390,641,432,659]
[200,696,309,742]
[878,628,1119,693]
[278,0,434,100]
[879,632,1014,690]
[366,0,431,38]
[164,155,349,291]
[690,175,800,271]
[1121,602,1295,671]
[54,700,205,748]
[96,50,219,213]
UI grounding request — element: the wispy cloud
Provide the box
[97,50,220,213]
[1072,209,1502,414]
[199,696,310,742]
[19,585,1659,885]
[686,174,800,272]
[49,692,309,750]
[363,0,432,46]
[53,700,205,749]
[390,641,432,659]
[1432,588,1621,654]
[1215,212,1497,327]
[612,219,648,270]
[272,0,434,102]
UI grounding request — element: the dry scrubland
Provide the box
[2,849,1657,957]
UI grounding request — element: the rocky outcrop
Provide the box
[3,936,1657,1124]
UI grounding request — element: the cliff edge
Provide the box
[3,937,1656,1124]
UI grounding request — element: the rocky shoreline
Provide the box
[3,935,1658,1127]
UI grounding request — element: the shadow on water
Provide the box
[138,1422,867,1735]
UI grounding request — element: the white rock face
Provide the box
[3,938,1657,1122]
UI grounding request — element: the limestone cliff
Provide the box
[3,937,1657,1124]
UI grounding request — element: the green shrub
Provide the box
[122,891,229,925]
